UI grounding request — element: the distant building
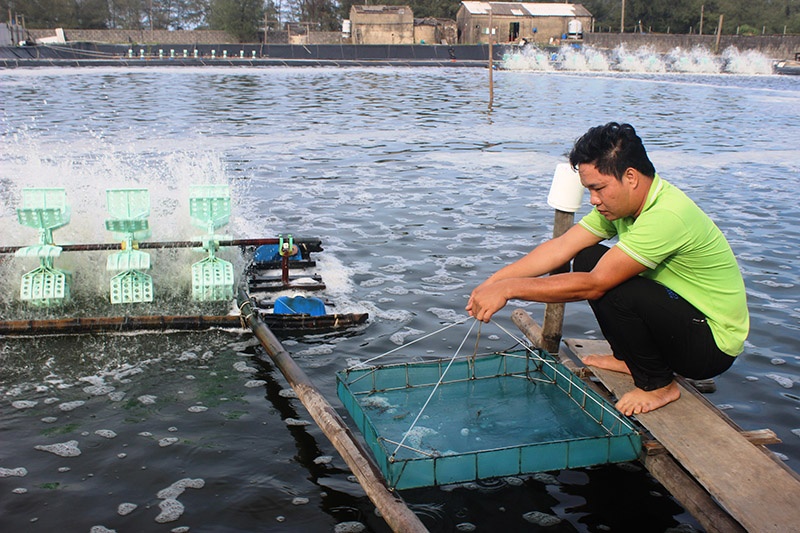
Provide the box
[349,5,414,45]
[414,18,458,45]
[457,2,593,45]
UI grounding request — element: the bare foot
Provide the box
[581,354,631,374]
[615,381,681,416]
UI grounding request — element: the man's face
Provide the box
[578,163,636,221]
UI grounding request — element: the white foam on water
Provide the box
[285,418,311,426]
[58,400,85,411]
[137,395,157,405]
[503,44,778,75]
[522,510,562,526]
[244,380,266,388]
[0,467,27,477]
[155,499,185,523]
[11,400,37,409]
[35,440,81,457]
[188,405,208,412]
[157,478,205,500]
[117,502,137,516]
[95,430,117,439]
[158,437,179,447]
[334,522,367,533]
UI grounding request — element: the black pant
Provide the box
[573,244,735,391]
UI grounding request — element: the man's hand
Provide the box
[466,280,509,323]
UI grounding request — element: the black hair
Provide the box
[568,122,656,180]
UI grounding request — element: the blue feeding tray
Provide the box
[336,350,641,490]
[274,295,326,316]
[254,244,301,263]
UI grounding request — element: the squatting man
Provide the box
[467,122,749,416]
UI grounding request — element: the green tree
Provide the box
[207,0,263,41]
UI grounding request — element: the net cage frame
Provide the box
[336,349,642,490]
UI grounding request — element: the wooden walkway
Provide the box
[512,309,800,533]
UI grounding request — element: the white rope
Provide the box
[390,318,479,458]
[347,315,471,370]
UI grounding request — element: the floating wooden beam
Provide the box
[237,292,428,533]
[0,311,367,337]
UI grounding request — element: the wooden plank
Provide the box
[565,337,800,533]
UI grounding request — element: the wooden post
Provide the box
[237,293,428,533]
[714,15,724,54]
[541,209,574,353]
[488,7,494,107]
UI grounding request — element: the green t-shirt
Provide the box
[578,174,749,356]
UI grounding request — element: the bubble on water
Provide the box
[0,467,27,477]
[313,455,333,465]
[504,476,524,486]
[278,388,298,398]
[95,430,117,439]
[178,351,198,361]
[157,478,205,500]
[43,397,60,405]
[187,405,208,413]
[117,453,127,459]
[138,395,157,405]
[792,429,800,438]
[155,498,184,523]
[84,385,115,396]
[108,391,126,402]
[334,522,366,533]
[12,487,28,494]
[118,503,137,516]
[285,418,310,426]
[456,523,477,532]
[159,438,179,447]
[522,511,562,526]
[745,376,759,381]
[233,361,257,374]
[717,404,734,411]
[168,427,178,432]
[292,497,309,505]
[244,380,266,388]
[403,426,438,450]
[765,373,794,389]
[771,358,786,365]
[139,431,153,437]
[35,440,81,457]
[276,515,286,522]
[58,467,70,473]
[184,375,196,380]
[390,327,424,346]
[171,527,190,533]
[427,307,466,322]
[58,400,86,413]
[531,472,560,485]
[12,400,38,409]
[90,526,115,533]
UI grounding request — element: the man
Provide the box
[466,122,749,416]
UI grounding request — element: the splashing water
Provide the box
[0,135,251,317]
[503,44,776,75]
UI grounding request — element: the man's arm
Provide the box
[467,233,647,322]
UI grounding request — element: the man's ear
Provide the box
[624,167,639,188]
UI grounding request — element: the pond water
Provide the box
[1,54,799,532]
